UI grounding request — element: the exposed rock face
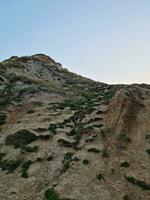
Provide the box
[0,54,150,200]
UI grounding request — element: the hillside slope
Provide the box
[0,54,150,200]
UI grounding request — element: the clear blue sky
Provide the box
[0,0,150,84]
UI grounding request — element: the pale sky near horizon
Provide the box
[0,0,150,84]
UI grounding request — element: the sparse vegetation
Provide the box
[125,176,150,190]
[88,147,100,153]
[0,112,7,126]
[48,124,57,134]
[122,194,129,200]
[39,134,51,140]
[27,109,35,114]
[146,149,150,155]
[57,138,76,148]
[5,129,38,148]
[61,152,73,173]
[0,159,22,173]
[82,159,89,165]
[21,160,32,178]
[120,161,130,168]
[32,101,43,107]
[22,145,38,153]
[34,127,47,132]
[0,152,6,161]
[45,188,59,200]
[96,173,105,181]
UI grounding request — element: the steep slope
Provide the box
[0,54,149,200]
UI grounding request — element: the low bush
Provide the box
[48,124,57,134]
[96,173,105,181]
[0,159,22,173]
[27,109,35,114]
[61,152,73,173]
[88,147,100,153]
[120,161,130,168]
[82,159,89,165]
[146,149,150,155]
[0,152,6,161]
[5,129,38,148]
[34,127,47,132]
[125,176,150,190]
[22,145,38,153]
[21,160,32,178]
[122,195,129,200]
[57,138,76,148]
[0,112,7,126]
[45,188,59,200]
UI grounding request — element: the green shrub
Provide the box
[34,127,47,132]
[48,124,57,134]
[88,117,103,124]
[0,159,22,173]
[22,145,38,153]
[146,149,150,155]
[120,161,130,168]
[0,112,7,126]
[5,129,38,148]
[61,152,73,173]
[93,124,103,128]
[45,188,60,200]
[21,160,32,178]
[39,134,51,140]
[122,194,129,200]
[57,138,76,148]
[96,110,104,114]
[27,109,35,114]
[125,176,150,190]
[82,159,89,165]
[0,152,6,161]
[145,134,150,140]
[96,173,105,181]
[32,101,43,107]
[88,147,100,153]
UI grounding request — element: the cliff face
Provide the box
[0,55,149,200]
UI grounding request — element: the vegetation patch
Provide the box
[57,138,76,148]
[117,133,131,149]
[146,149,150,155]
[120,161,130,168]
[0,112,7,126]
[39,134,51,140]
[61,152,73,173]
[88,117,103,124]
[145,134,150,140]
[82,159,90,165]
[22,145,38,153]
[34,127,47,132]
[48,124,57,134]
[45,188,72,200]
[125,176,150,190]
[0,159,22,173]
[32,101,43,107]
[5,129,38,148]
[93,124,103,128]
[88,147,101,153]
[122,195,129,200]
[21,160,32,178]
[96,173,105,181]
[45,188,59,200]
[0,152,6,161]
[27,109,35,114]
